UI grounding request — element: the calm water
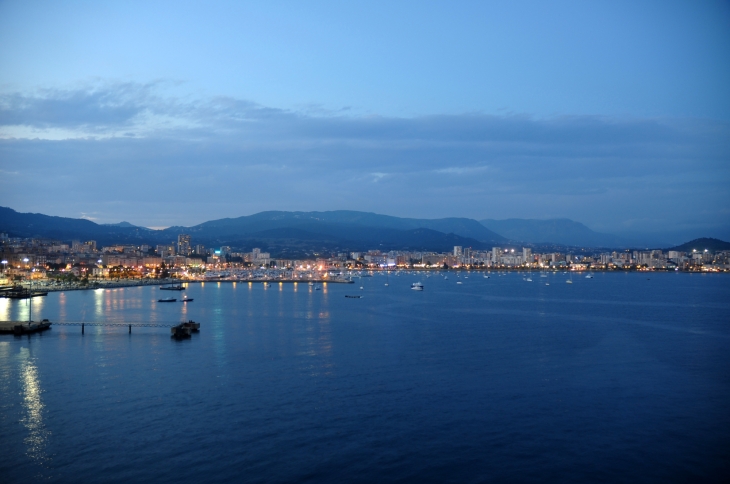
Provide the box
[1,272,729,483]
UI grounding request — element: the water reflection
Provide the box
[0,297,10,320]
[18,347,51,466]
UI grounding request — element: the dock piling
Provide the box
[129,324,132,334]
[82,323,84,335]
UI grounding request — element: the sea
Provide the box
[0,271,728,483]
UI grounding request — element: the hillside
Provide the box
[668,238,730,252]
[165,210,505,243]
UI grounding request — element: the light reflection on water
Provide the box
[17,347,51,467]
[0,297,10,320]
[0,275,729,482]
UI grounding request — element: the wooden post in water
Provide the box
[81,323,84,335]
[129,324,131,334]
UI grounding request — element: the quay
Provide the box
[205,279,354,284]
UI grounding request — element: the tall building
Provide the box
[492,247,501,263]
[522,248,532,264]
[177,234,191,256]
[453,246,463,257]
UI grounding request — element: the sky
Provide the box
[1,0,729,243]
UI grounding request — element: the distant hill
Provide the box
[668,238,730,252]
[0,207,498,253]
[165,211,506,243]
[479,218,628,248]
[241,225,488,252]
[0,206,150,245]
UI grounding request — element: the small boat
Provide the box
[181,297,194,302]
[525,278,533,282]
[484,275,490,279]
[456,281,463,285]
[411,282,424,291]
[262,282,270,287]
[360,286,364,290]
[160,284,184,291]
[566,280,573,284]
[585,274,594,279]
[545,283,550,286]
[158,297,176,302]
[345,295,362,298]
[315,286,321,291]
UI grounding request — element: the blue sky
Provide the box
[1,1,728,243]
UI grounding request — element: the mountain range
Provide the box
[1,206,724,252]
[480,218,629,248]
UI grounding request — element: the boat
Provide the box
[0,285,48,299]
[456,281,463,285]
[181,297,194,302]
[345,295,362,298]
[158,297,176,302]
[484,275,490,278]
[315,286,321,290]
[585,274,594,279]
[525,278,533,282]
[411,282,424,291]
[262,282,271,287]
[160,284,184,291]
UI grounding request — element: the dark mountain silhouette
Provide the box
[0,207,498,252]
[667,238,730,252]
[164,210,505,243]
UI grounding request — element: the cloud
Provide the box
[0,82,728,241]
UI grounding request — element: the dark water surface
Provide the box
[1,272,729,483]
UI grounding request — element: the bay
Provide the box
[1,272,729,483]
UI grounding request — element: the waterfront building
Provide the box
[177,234,191,255]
